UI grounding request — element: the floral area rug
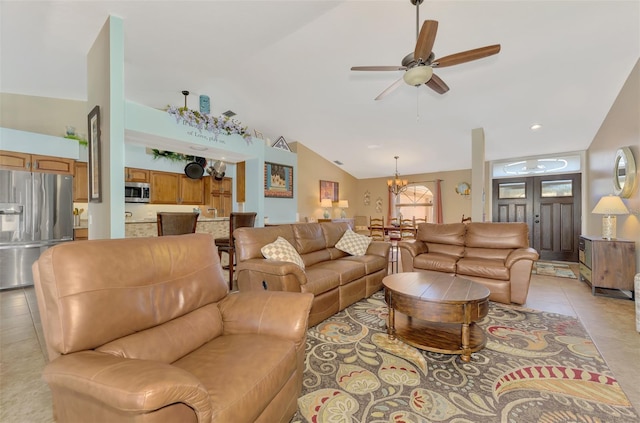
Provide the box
[532,261,578,279]
[291,291,637,423]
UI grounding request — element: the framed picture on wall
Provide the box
[264,162,293,198]
[320,180,339,202]
[87,105,102,203]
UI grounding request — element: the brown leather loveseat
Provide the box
[399,222,539,304]
[32,233,313,423]
[234,222,391,326]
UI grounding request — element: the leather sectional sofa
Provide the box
[32,234,313,423]
[234,222,391,326]
[399,222,539,304]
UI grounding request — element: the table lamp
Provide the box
[320,198,333,219]
[591,195,629,240]
[338,200,349,218]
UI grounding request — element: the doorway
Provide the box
[492,173,581,262]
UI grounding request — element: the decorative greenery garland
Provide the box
[166,105,252,143]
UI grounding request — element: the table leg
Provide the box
[387,298,396,340]
[461,322,470,362]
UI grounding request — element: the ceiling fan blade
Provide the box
[351,66,407,71]
[425,73,449,94]
[414,20,438,63]
[375,77,404,101]
[433,44,501,68]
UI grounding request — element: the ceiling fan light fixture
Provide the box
[403,66,433,86]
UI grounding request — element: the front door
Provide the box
[492,173,581,262]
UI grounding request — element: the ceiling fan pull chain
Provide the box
[416,89,420,121]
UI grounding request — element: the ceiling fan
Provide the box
[351,0,501,100]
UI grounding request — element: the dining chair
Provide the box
[156,212,199,236]
[214,212,257,290]
[400,218,416,239]
[369,216,385,241]
[461,214,472,224]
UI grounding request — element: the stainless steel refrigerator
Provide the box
[0,169,73,290]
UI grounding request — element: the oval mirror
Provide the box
[613,147,637,198]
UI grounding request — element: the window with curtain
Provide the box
[394,184,434,222]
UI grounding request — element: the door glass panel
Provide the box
[498,182,526,199]
[541,180,572,197]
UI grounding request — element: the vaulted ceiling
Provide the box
[1,1,638,178]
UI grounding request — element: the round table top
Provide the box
[383,271,490,304]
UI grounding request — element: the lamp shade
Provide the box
[591,195,629,215]
[320,198,333,208]
[338,200,349,209]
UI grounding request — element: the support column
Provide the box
[471,128,485,222]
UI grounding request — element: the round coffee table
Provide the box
[383,271,490,362]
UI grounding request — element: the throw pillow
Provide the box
[261,236,305,269]
[335,229,372,256]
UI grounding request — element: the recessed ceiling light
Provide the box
[367,144,382,149]
[189,145,208,151]
[530,123,542,131]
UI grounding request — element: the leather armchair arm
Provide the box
[505,247,540,267]
[237,258,308,285]
[365,241,391,258]
[398,240,428,257]
[44,351,211,422]
[219,291,314,349]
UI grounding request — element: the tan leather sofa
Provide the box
[399,222,539,304]
[234,222,391,326]
[32,234,313,423]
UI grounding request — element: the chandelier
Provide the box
[387,156,408,196]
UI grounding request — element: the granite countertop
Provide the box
[125,217,229,223]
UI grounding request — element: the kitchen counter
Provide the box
[125,217,229,223]
[125,216,229,239]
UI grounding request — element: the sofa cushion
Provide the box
[418,223,466,245]
[310,259,367,286]
[320,221,352,247]
[173,334,297,422]
[300,268,341,295]
[335,229,372,256]
[261,236,305,269]
[414,253,458,273]
[292,223,327,254]
[465,222,528,249]
[97,303,222,363]
[457,257,510,281]
[342,254,387,274]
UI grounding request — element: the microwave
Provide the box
[125,182,151,203]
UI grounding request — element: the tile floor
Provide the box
[1,266,639,422]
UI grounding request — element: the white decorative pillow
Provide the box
[261,236,305,269]
[335,229,372,256]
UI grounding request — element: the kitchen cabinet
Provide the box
[0,151,74,174]
[149,170,205,205]
[236,161,246,203]
[73,161,88,202]
[207,177,233,217]
[150,170,180,204]
[180,175,205,205]
[579,235,636,298]
[74,228,88,241]
[125,167,149,183]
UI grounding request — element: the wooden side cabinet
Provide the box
[73,161,88,202]
[579,235,636,298]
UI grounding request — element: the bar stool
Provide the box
[156,212,199,236]
[214,212,257,290]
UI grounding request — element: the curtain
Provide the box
[435,179,443,223]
